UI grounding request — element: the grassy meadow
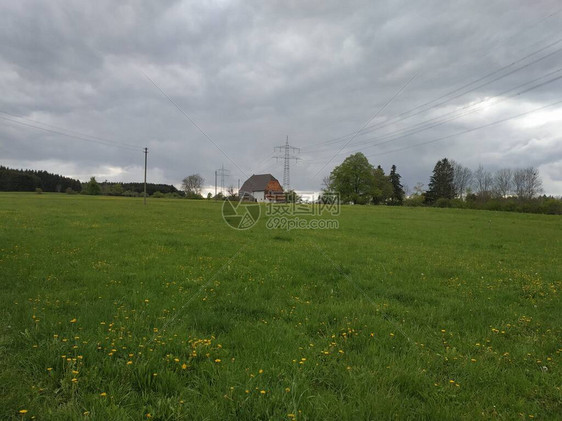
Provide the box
[0,192,560,420]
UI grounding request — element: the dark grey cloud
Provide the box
[1,0,561,194]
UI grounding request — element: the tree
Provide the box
[493,168,513,198]
[83,177,101,195]
[451,160,472,199]
[388,164,405,205]
[328,153,375,204]
[513,167,543,199]
[226,185,238,200]
[371,165,393,204]
[473,164,493,198]
[182,174,204,197]
[413,182,425,196]
[425,158,455,203]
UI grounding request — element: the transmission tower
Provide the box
[273,136,300,191]
[216,164,230,195]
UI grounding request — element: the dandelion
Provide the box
[285,387,291,392]
[181,363,187,370]
[70,318,77,323]
[72,370,79,375]
[46,367,52,371]
[260,390,266,395]
[258,369,263,374]
[71,378,78,383]
[100,392,107,397]
[127,361,133,365]
[471,358,477,362]
[83,411,90,415]
[19,409,28,414]
[215,359,221,363]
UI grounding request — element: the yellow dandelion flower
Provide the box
[181,363,187,370]
[100,392,107,397]
[127,361,133,365]
[258,369,264,374]
[260,390,266,394]
[70,318,77,323]
[215,359,221,363]
[19,409,28,414]
[285,387,291,392]
[71,378,78,383]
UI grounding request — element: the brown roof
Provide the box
[239,174,281,193]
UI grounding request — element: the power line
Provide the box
[142,71,249,180]
[363,99,562,159]
[312,72,417,177]
[0,114,141,152]
[304,36,562,149]
[304,69,562,157]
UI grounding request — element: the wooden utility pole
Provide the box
[143,147,148,205]
[214,170,217,198]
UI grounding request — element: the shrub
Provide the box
[435,198,452,208]
[35,188,43,194]
[151,191,165,198]
[404,195,425,207]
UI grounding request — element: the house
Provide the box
[239,174,285,202]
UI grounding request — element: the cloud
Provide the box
[1,0,561,194]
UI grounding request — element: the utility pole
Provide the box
[143,147,148,205]
[214,170,217,198]
[273,135,300,191]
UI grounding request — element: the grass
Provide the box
[0,192,560,420]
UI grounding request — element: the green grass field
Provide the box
[1,193,560,420]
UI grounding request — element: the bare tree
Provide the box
[182,174,204,196]
[493,168,513,198]
[513,167,542,199]
[226,185,237,199]
[413,182,425,196]
[473,164,493,197]
[451,160,472,199]
[321,175,332,192]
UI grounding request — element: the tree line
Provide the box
[0,166,179,197]
[324,154,562,215]
[0,166,82,192]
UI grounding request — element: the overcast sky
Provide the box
[1,0,561,195]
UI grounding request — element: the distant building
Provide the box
[239,174,285,202]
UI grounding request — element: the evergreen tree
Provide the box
[426,158,455,203]
[84,177,101,195]
[388,164,405,205]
